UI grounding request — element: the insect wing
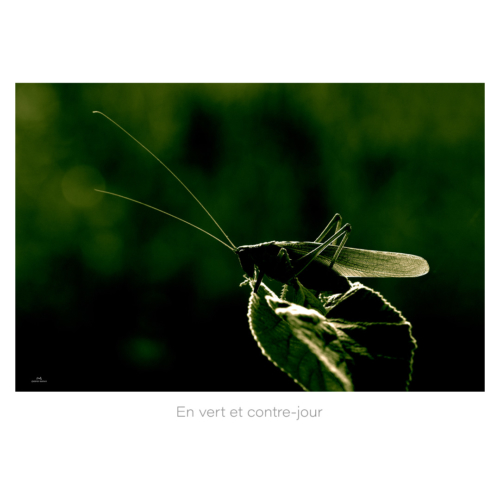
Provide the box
[276,242,429,278]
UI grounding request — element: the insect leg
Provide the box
[293,223,352,277]
[328,225,351,269]
[332,216,343,244]
[314,214,342,243]
[253,267,266,293]
[277,247,295,272]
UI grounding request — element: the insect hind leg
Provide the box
[294,223,351,278]
[315,214,342,244]
[328,224,351,269]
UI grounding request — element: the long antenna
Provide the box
[93,111,237,250]
[95,190,235,252]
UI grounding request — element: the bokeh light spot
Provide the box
[62,166,105,208]
[123,337,166,367]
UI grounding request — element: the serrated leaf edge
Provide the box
[246,282,311,391]
[328,282,417,391]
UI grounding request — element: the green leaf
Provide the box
[247,280,416,391]
[322,282,417,391]
[248,282,353,391]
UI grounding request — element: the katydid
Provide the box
[94,112,429,294]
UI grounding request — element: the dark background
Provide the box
[16,83,484,391]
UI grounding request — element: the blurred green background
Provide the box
[16,83,484,391]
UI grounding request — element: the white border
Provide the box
[4,2,497,499]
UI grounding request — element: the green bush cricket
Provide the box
[94,112,429,294]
